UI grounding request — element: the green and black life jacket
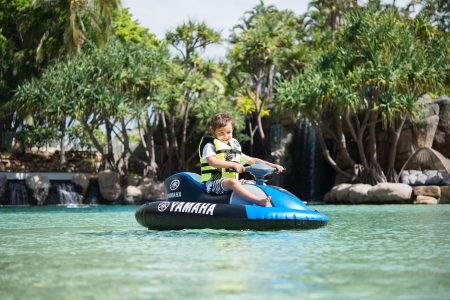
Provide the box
[198,136,243,183]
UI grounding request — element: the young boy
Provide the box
[199,112,284,206]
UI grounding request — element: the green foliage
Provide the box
[0,0,37,124]
[230,3,307,76]
[277,3,449,183]
[17,126,60,150]
[278,5,449,127]
[4,0,449,176]
[227,1,310,149]
[166,19,221,63]
[113,8,160,47]
[304,0,356,48]
[29,0,121,61]
[67,124,105,151]
[75,158,98,173]
[13,36,172,172]
[410,0,450,33]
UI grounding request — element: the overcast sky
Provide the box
[121,0,411,58]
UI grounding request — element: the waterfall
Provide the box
[7,181,29,205]
[53,182,82,206]
[85,181,100,205]
[4,177,89,206]
[299,118,319,201]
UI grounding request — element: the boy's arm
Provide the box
[248,157,285,174]
[206,156,244,173]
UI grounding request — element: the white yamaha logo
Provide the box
[169,179,180,191]
[157,201,170,212]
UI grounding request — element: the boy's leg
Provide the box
[222,179,270,206]
[206,179,228,195]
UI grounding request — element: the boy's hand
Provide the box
[273,164,285,174]
[232,163,244,173]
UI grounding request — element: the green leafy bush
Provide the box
[17,126,60,150]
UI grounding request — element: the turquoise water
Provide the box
[0,205,449,300]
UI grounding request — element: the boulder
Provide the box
[366,183,412,204]
[335,183,352,202]
[414,95,440,148]
[416,173,428,185]
[324,183,352,203]
[98,170,121,202]
[124,186,143,204]
[138,179,165,201]
[413,186,441,199]
[400,171,410,184]
[433,96,450,157]
[0,174,7,205]
[348,184,372,204]
[126,175,142,187]
[25,174,51,205]
[409,170,422,175]
[440,186,450,204]
[408,174,417,185]
[396,127,415,169]
[425,171,444,185]
[424,170,438,176]
[414,195,438,205]
[323,191,332,203]
[72,173,90,196]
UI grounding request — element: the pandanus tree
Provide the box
[14,39,169,175]
[406,0,449,33]
[228,1,306,154]
[13,57,80,168]
[162,20,232,172]
[277,5,448,184]
[153,60,244,175]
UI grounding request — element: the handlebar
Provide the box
[244,163,277,185]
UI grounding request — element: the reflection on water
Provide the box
[0,205,449,300]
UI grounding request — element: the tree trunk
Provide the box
[386,114,407,182]
[144,119,158,179]
[248,117,257,157]
[363,111,386,184]
[59,119,66,171]
[312,121,353,180]
[82,121,107,167]
[344,111,369,170]
[179,100,191,170]
[335,114,355,169]
[254,71,265,143]
[104,120,118,173]
[160,111,170,154]
[164,113,178,173]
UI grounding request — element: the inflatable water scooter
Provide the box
[135,164,328,230]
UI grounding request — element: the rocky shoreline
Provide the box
[0,171,165,206]
[324,183,450,204]
[2,170,449,205]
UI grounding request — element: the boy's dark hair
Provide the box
[210,112,233,132]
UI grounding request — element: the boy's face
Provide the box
[213,122,233,143]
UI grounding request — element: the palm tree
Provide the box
[229,2,303,153]
[31,0,120,61]
[305,0,357,42]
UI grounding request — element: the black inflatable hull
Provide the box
[135,201,327,231]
